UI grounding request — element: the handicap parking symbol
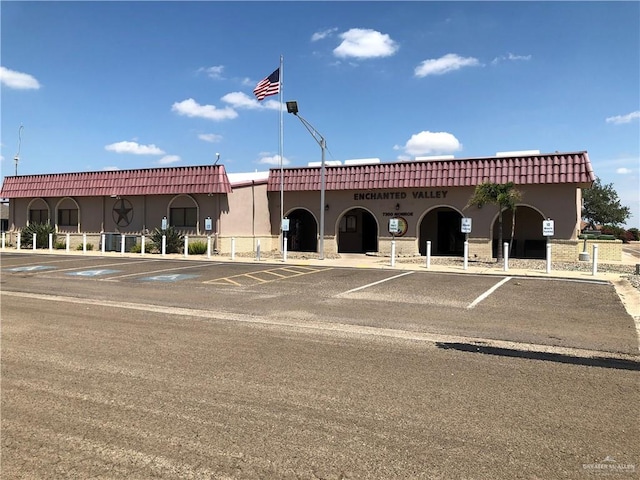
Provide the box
[140,274,199,282]
[6,265,56,272]
[66,269,120,277]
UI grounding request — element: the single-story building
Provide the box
[1,150,620,260]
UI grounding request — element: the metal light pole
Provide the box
[286,101,326,260]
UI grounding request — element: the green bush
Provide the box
[21,222,56,249]
[188,240,208,255]
[76,243,94,251]
[54,241,66,249]
[130,243,142,253]
[150,226,184,254]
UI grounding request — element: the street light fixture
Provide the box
[286,100,326,260]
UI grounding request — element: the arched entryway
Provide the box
[284,208,318,252]
[492,205,546,258]
[419,207,464,256]
[337,208,378,253]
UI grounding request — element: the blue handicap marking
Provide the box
[66,269,120,277]
[6,265,56,272]
[140,273,199,282]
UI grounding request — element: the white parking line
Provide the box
[467,277,512,309]
[339,271,414,295]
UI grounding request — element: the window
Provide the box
[58,209,78,226]
[170,207,197,227]
[29,209,48,224]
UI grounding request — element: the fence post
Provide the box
[391,239,396,267]
[425,240,431,269]
[546,243,552,274]
[503,242,509,272]
[283,236,288,262]
[463,240,469,270]
[141,235,145,255]
[49,233,53,251]
[66,233,70,253]
[101,234,106,254]
[33,233,37,251]
[184,235,189,258]
[120,234,125,255]
[207,235,211,259]
[83,233,87,253]
[17,232,21,250]
[592,244,599,276]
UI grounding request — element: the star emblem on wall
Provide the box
[112,198,133,227]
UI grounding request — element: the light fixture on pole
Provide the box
[286,100,326,260]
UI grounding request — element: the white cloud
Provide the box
[0,66,41,89]
[414,53,480,77]
[333,28,399,59]
[198,133,223,143]
[395,131,462,156]
[157,155,181,165]
[491,52,532,65]
[172,98,238,121]
[257,154,289,166]
[605,111,640,125]
[103,166,120,171]
[104,141,165,155]
[312,28,338,42]
[198,65,224,79]
[616,167,632,175]
[221,92,261,109]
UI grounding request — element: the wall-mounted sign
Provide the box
[112,198,133,227]
[388,217,408,237]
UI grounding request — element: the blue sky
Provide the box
[1,1,639,227]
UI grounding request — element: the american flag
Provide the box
[253,68,280,101]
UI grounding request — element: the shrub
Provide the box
[130,243,142,253]
[54,241,66,249]
[20,222,56,249]
[628,228,639,242]
[150,226,184,254]
[188,240,208,255]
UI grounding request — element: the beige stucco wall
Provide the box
[4,180,586,257]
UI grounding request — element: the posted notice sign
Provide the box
[543,219,555,236]
[461,217,472,234]
[389,218,400,234]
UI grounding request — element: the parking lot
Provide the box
[2,252,639,479]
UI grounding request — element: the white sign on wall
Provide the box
[461,217,472,234]
[543,219,555,237]
[281,218,290,232]
[205,217,213,231]
[389,218,400,234]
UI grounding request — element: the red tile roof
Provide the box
[0,165,232,198]
[267,151,595,191]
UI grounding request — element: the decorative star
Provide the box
[113,199,133,226]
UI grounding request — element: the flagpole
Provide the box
[279,54,284,254]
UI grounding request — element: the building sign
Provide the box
[353,190,448,201]
[543,219,555,237]
[461,217,472,233]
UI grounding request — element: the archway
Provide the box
[337,208,378,253]
[492,205,546,258]
[419,207,464,256]
[285,208,317,252]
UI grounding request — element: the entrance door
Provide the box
[337,208,378,253]
[419,207,464,256]
[285,209,317,252]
